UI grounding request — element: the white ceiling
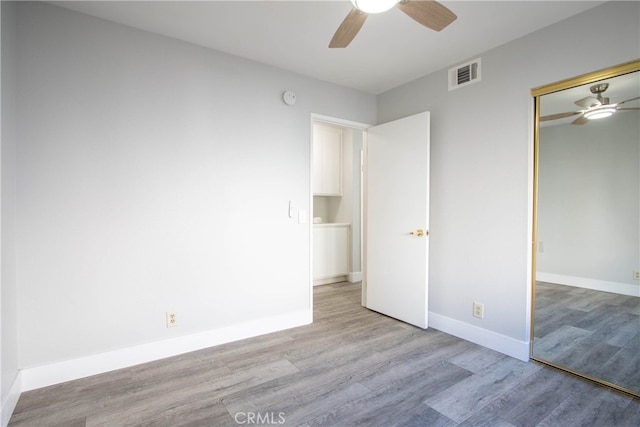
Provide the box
[51,0,607,94]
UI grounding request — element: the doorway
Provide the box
[310,112,431,329]
[311,115,367,289]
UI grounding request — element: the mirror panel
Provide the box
[531,60,640,397]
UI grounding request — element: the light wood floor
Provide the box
[10,282,640,426]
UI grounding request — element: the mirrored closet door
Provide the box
[531,60,640,397]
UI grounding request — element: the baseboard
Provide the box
[348,272,362,283]
[536,272,640,297]
[429,312,529,362]
[20,309,312,392]
[1,371,21,427]
[313,275,348,286]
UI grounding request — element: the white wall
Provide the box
[377,1,640,359]
[1,1,20,424]
[537,111,639,292]
[349,130,363,274]
[13,0,376,383]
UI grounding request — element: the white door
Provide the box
[365,111,430,328]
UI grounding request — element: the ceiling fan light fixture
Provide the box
[583,105,617,120]
[350,0,398,14]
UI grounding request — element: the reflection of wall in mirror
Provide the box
[537,109,640,296]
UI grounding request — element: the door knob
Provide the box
[410,229,426,237]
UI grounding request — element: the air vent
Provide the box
[448,58,481,91]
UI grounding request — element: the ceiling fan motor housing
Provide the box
[590,83,609,95]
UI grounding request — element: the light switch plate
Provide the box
[298,209,308,224]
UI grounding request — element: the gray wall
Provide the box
[537,111,639,286]
[377,1,640,343]
[1,1,19,423]
[11,1,375,371]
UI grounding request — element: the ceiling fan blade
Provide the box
[617,96,640,106]
[571,115,589,125]
[574,96,600,109]
[540,111,581,122]
[329,8,368,48]
[396,0,457,32]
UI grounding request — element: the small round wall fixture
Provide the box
[282,90,297,106]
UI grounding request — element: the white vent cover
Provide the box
[448,58,481,91]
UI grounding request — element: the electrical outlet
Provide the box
[634,271,640,280]
[166,311,177,328]
[473,302,484,319]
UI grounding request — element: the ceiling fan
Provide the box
[329,0,457,48]
[540,83,640,125]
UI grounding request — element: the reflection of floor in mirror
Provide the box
[533,281,640,393]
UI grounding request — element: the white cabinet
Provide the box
[313,224,350,284]
[313,123,342,196]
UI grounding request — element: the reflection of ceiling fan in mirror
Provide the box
[541,83,640,125]
[329,0,457,48]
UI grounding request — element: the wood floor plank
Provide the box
[457,411,515,427]
[554,340,622,373]
[306,360,469,426]
[358,339,474,392]
[480,366,585,427]
[85,358,299,426]
[536,381,633,427]
[588,312,640,347]
[599,348,640,391]
[87,396,233,427]
[533,324,591,359]
[249,382,372,426]
[220,350,387,417]
[424,357,542,423]
[447,345,508,374]
[619,397,640,425]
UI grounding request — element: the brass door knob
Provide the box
[410,229,426,237]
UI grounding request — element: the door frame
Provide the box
[309,114,372,312]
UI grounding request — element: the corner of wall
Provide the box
[1,371,21,427]
[1,2,20,425]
